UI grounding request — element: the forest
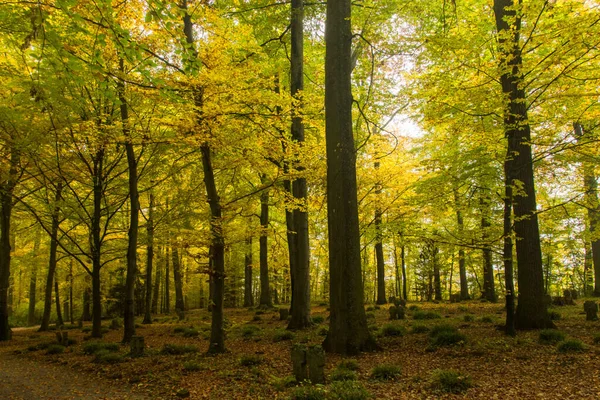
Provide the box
[0,0,599,398]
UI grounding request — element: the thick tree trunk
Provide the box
[27,229,41,327]
[504,157,516,336]
[172,244,185,320]
[481,192,497,302]
[288,0,312,329]
[144,193,155,324]
[82,281,91,321]
[39,183,62,332]
[119,61,138,343]
[259,174,272,308]
[432,243,442,301]
[244,236,253,307]
[91,148,105,339]
[323,0,377,354]
[494,0,552,330]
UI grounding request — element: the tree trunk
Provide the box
[288,0,312,329]
[152,245,161,314]
[82,279,91,321]
[454,189,470,300]
[69,259,74,324]
[54,269,63,326]
[481,191,497,302]
[181,1,226,353]
[144,192,155,324]
[504,156,516,336]
[494,0,552,330]
[259,174,272,308]
[172,243,185,320]
[323,0,377,354]
[164,241,170,314]
[432,243,442,301]
[39,183,62,332]
[91,148,105,339]
[401,244,407,300]
[119,59,139,343]
[28,229,41,326]
[0,146,17,340]
[244,236,253,307]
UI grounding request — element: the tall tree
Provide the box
[493,0,552,329]
[143,192,155,324]
[323,0,377,354]
[244,236,253,307]
[27,228,41,326]
[259,174,272,308]
[374,162,386,305]
[287,0,312,329]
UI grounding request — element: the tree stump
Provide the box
[130,335,145,357]
[279,308,289,321]
[307,345,325,384]
[389,306,398,320]
[291,344,308,382]
[397,306,405,320]
[584,301,598,321]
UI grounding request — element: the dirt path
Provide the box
[0,352,150,400]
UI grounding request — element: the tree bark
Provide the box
[27,228,41,326]
[401,244,407,300]
[504,155,516,336]
[432,243,442,301]
[0,145,17,340]
[91,148,105,338]
[323,0,377,354]
[481,191,497,302]
[259,174,272,308]
[39,183,62,332]
[288,0,312,329]
[172,243,185,320]
[54,269,63,326]
[454,188,470,300]
[494,0,552,329]
[152,245,161,314]
[244,236,253,307]
[119,58,138,343]
[143,193,154,324]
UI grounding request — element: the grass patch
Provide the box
[413,311,441,320]
[290,385,326,400]
[371,364,401,381]
[410,324,430,334]
[93,349,123,364]
[182,328,199,338]
[429,325,466,347]
[480,316,494,323]
[430,369,472,393]
[318,327,329,336]
[183,361,203,371]
[557,340,586,353]
[241,324,261,338]
[331,368,358,382]
[549,311,561,321]
[273,330,295,342]
[593,334,600,344]
[538,329,565,345]
[240,354,263,366]
[312,315,325,324]
[160,344,199,355]
[379,323,405,337]
[329,381,370,400]
[82,342,119,355]
[463,315,475,322]
[338,359,360,371]
[46,344,65,355]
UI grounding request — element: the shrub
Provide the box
[271,375,297,391]
[290,385,326,400]
[410,324,430,334]
[240,354,263,366]
[183,328,199,338]
[312,315,325,324]
[539,329,565,345]
[549,311,561,321]
[463,315,474,322]
[329,381,370,400]
[160,344,199,355]
[430,369,472,393]
[480,316,494,323]
[413,311,441,320]
[183,361,203,371]
[331,368,358,382]
[94,349,123,364]
[46,344,65,355]
[241,325,261,338]
[557,340,586,353]
[430,331,467,347]
[83,342,119,355]
[338,359,360,371]
[371,364,401,381]
[379,323,405,337]
[429,324,457,338]
[272,330,294,342]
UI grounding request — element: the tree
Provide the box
[323,0,377,354]
[493,0,552,329]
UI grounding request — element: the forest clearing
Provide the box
[2,301,600,399]
[1,0,599,399]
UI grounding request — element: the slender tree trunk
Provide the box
[119,59,138,343]
[393,239,400,298]
[69,259,74,324]
[433,243,442,301]
[259,174,272,308]
[54,269,63,326]
[375,206,386,304]
[82,279,91,322]
[165,241,170,314]
[91,148,105,339]
[144,193,154,324]
[152,245,161,314]
[481,191,497,302]
[28,229,41,326]
[494,0,552,329]
[244,236,253,307]
[288,0,312,329]
[172,243,185,320]
[181,1,226,353]
[401,244,407,300]
[323,0,377,354]
[39,183,62,332]
[454,189,470,300]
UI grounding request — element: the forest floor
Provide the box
[1,301,600,399]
